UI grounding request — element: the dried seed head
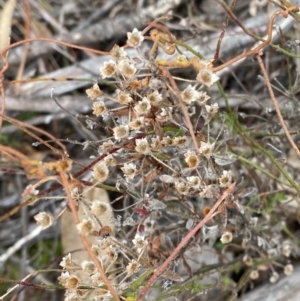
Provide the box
[81,260,97,274]
[91,200,111,216]
[60,253,75,269]
[76,218,96,236]
[284,264,294,276]
[196,69,219,87]
[181,84,199,104]
[199,185,214,198]
[121,162,137,180]
[220,231,233,244]
[186,176,201,189]
[219,170,232,188]
[34,212,53,229]
[172,136,188,147]
[175,181,189,195]
[147,90,163,104]
[205,103,219,115]
[126,259,141,276]
[135,138,150,154]
[249,270,259,280]
[86,84,103,99]
[110,44,127,60]
[105,245,117,262]
[184,150,200,168]
[282,242,292,257]
[243,255,253,266]
[92,100,107,116]
[161,136,173,147]
[90,272,104,285]
[127,28,144,48]
[116,90,133,105]
[270,272,279,283]
[129,116,144,130]
[100,140,114,151]
[134,97,151,115]
[132,233,147,253]
[93,161,109,182]
[65,274,80,289]
[196,91,210,106]
[58,271,70,286]
[100,60,117,78]
[113,125,129,139]
[118,59,137,78]
[199,141,215,159]
[104,154,117,166]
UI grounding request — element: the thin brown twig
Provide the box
[59,170,120,301]
[212,5,299,72]
[255,52,300,157]
[0,113,66,157]
[213,0,236,63]
[137,182,236,301]
[159,66,199,153]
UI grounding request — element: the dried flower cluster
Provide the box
[52,25,298,300]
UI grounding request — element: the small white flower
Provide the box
[249,270,259,280]
[199,141,215,159]
[134,97,151,115]
[86,84,103,99]
[65,274,80,289]
[270,272,279,283]
[196,91,210,106]
[113,125,129,139]
[220,231,233,244]
[100,60,117,78]
[132,233,147,253]
[110,44,127,60]
[205,103,219,115]
[172,136,188,147]
[127,28,144,48]
[126,259,141,276]
[77,218,96,236]
[284,264,294,276]
[219,170,232,188]
[92,100,107,116]
[199,185,214,198]
[184,150,199,168]
[59,253,74,269]
[186,176,201,189]
[90,272,104,285]
[243,255,253,266]
[135,138,150,154]
[58,271,70,286]
[104,154,117,166]
[105,245,117,262]
[196,69,219,87]
[175,181,189,195]
[118,59,137,78]
[91,200,111,216]
[100,139,114,151]
[34,212,53,229]
[181,84,199,104]
[147,90,163,104]
[81,260,97,274]
[161,136,172,147]
[129,117,144,130]
[121,162,137,180]
[93,161,109,182]
[282,242,292,257]
[116,90,133,105]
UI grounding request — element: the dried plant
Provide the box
[1,1,300,301]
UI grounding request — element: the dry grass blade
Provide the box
[0,0,16,58]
